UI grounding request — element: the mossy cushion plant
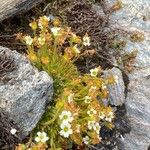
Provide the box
[16,16,117,150]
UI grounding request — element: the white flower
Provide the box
[38,22,43,29]
[93,122,101,134]
[105,117,112,122]
[68,93,74,103]
[38,16,50,29]
[24,35,33,45]
[89,86,97,93]
[83,34,90,46]
[60,121,71,129]
[88,121,95,130]
[101,83,107,90]
[60,123,73,138]
[10,128,17,135]
[88,121,101,134]
[87,108,97,116]
[84,96,91,103]
[59,110,73,123]
[99,112,105,120]
[76,124,81,133]
[114,75,119,84]
[35,131,49,143]
[38,36,45,45]
[43,16,50,21]
[97,135,102,141]
[51,27,61,36]
[105,112,114,122]
[90,67,99,77]
[73,44,80,54]
[83,136,90,145]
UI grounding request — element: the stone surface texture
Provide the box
[0,0,42,22]
[104,67,125,106]
[0,46,53,137]
[105,0,150,149]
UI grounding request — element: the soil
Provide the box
[0,109,21,150]
[0,0,48,53]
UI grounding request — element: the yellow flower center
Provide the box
[64,127,69,132]
[63,115,68,120]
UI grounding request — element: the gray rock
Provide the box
[0,46,53,137]
[108,0,150,68]
[104,0,150,149]
[104,67,125,106]
[120,75,150,150]
[0,0,43,22]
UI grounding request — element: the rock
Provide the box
[108,0,150,68]
[0,0,43,22]
[104,0,150,149]
[0,46,53,137]
[120,73,150,150]
[104,67,125,106]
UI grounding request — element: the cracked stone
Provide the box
[105,0,150,149]
[104,67,125,106]
[0,46,53,138]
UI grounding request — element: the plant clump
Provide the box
[49,0,138,75]
[16,16,117,149]
[122,50,138,73]
[130,31,145,43]
[49,0,115,71]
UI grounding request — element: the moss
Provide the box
[122,50,138,73]
[111,40,127,51]
[130,31,145,43]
